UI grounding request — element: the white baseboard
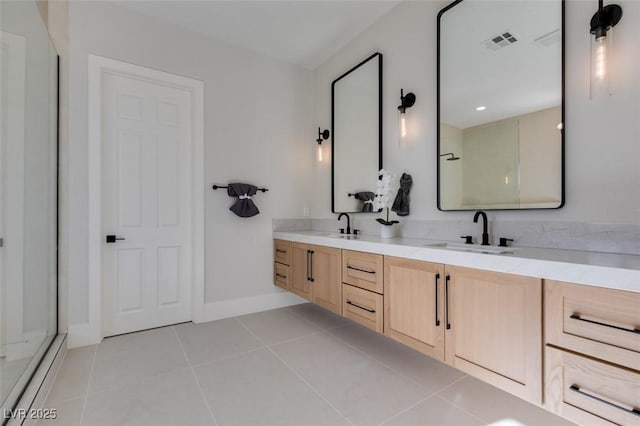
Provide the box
[198,291,307,323]
[67,323,102,349]
[66,292,306,348]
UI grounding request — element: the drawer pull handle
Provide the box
[445,275,451,330]
[569,385,640,417]
[275,249,287,254]
[275,273,287,279]
[570,314,640,334]
[435,273,440,327]
[346,265,376,274]
[306,250,315,282]
[346,300,376,313]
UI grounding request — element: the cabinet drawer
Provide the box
[545,346,640,426]
[274,239,291,265]
[274,262,290,290]
[342,250,384,294]
[545,280,640,370]
[342,284,383,333]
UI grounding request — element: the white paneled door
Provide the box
[101,71,192,337]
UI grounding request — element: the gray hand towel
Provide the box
[392,173,412,217]
[354,191,375,212]
[227,183,259,218]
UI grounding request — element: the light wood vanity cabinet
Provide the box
[273,239,290,290]
[273,238,639,423]
[545,280,640,370]
[444,266,542,404]
[544,280,640,425]
[546,347,640,426]
[290,242,342,314]
[312,245,343,314]
[274,239,291,265]
[384,257,445,361]
[343,250,384,293]
[290,243,312,299]
[341,250,384,332]
[343,283,383,333]
[383,258,542,403]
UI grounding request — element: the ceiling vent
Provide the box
[483,31,518,51]
[534,29,561,47]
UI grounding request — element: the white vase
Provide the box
[380,224,395,239]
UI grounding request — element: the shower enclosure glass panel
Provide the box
[0,0,58,413]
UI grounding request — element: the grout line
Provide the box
[432,394,488,425]
[374,370,473,425]
[325,326,440,393]
[73,329,190,400]
[81,364,193,400]
[172,326,219,426]
[234,319,355,426]
[188,346,266,369]
[432,376,494,423]
[377,393,436,426]
[77,347,98,426]
[234,313,327,348]
[264,328,327,348]
[433,373,468,395]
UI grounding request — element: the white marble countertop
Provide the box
[273,231,640,293]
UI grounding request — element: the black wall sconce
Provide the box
[316,127,330,162]
[590,0,622,98]
[398,89,416,140]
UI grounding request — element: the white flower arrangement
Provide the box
[373,169,399,226]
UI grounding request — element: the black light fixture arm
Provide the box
[397,89,416,113]
[316,127,330,144]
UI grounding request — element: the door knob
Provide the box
[105,235,126,243]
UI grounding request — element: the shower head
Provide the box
[440,152,460,161]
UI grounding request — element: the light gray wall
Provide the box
[313,0,640,224]
[66,2,313,329]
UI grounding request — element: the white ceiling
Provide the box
[118,0,401,69]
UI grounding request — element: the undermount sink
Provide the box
[425,242,515,255]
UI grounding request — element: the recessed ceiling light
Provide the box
[476,106,486,111]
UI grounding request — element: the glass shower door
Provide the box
[0,0,58,415]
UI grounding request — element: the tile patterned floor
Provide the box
[38,304,575,426]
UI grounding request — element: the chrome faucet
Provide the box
[473,211,490,246]
[338,213,351,235]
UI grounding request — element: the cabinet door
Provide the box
[290,243,312,300]
[310,244,342,314]
[445,266,542,404]
[384,257,445,361]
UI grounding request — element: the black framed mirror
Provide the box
[437,0,564,211]
[331,52,382,213]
